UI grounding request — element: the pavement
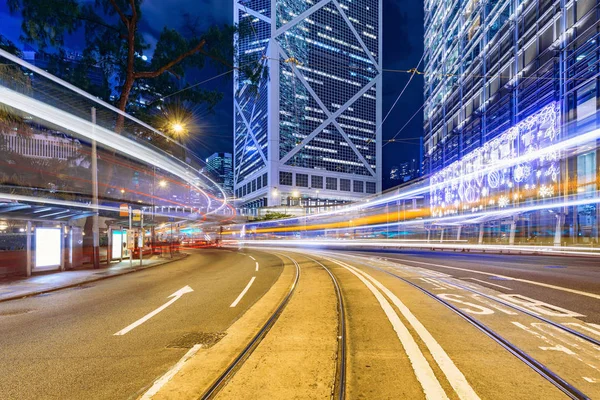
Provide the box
[0,254,188,303]
[1,247,599,399]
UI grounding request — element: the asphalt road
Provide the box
[0,249,283,400]
[1,247,599,399]
[352,249,600,323]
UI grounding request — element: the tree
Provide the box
[8,0,240,124]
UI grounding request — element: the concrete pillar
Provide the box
[456,226,462,241]
[440,228,445,243]
[478,223,484,244]
[554,213,564,247]
[60,224,65,272]
[26,221,32,277]
[509,218,517,245]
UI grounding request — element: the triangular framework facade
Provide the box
[234,0,382,207]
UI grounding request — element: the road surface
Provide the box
[0,247,598,399]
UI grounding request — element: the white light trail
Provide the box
[0,87,227,214]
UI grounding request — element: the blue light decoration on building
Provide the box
[430,103,561,217]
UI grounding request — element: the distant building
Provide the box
[205,152,233,198]
[390,159,420,184]
[22,45,106,91]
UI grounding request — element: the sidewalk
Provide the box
[0,253,188,303]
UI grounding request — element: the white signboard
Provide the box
[35,228,62,268]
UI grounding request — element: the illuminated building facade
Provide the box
[205,152,234,197]
[233,0,383,214]
[424,0,600,244]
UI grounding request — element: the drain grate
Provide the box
[0,308,33,316]
[167,332,227,349]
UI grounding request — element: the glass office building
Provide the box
[423,0,600,244]
[234,0,383,214]
[205,152,234,197]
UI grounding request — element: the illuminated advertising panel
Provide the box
[35,228,62,268]
[430,103,561,217]
[111,230,126,260]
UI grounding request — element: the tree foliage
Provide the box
[8,0,241,118]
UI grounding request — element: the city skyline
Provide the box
[0,0,422,187]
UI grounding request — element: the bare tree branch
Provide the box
[129,0,137,25]
[134,39,206,79]
[109,0,129,28]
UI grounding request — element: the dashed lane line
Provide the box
[230,277,256,308]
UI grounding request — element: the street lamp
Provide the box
[159,180,167,188]
[171,123,184,134]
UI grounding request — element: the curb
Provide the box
[0,253,189,304]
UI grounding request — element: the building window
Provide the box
[262,173,268,187]
[252,179,256,192]
[296,173,309,187]
[326,177,337,190]
[246,182,251,194]
[256,177,262,190]
[311,175,323,189]
[340,179,351,191]
[366,182,376,194]
[353,181,364,193]
[280,171,292,186]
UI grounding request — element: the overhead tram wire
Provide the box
[383,101,427,147]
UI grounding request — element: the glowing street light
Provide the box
[159,180,167,188]
[171,123,185,134]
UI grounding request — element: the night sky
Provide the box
[0,0,424,188]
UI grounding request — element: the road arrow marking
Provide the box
[114,286,194,336]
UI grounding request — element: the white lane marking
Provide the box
[381,257,600,300]
[249,256,256,261]
[114,286,194,336]
[564,323,600,338]
[438,294,495,315]
[324,259,449,400]
[327,257,480,400]
[140,344,202,399]
[230,277,256,308]
[497,294,585,317]
[466,277,513,291]
[255,262,259,272]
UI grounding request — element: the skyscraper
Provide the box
[234,0,382,214]
[423,0,600,243]
[205,152,234,197]
[423,0,599,174]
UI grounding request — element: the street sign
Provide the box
[120,204,129,217]
[133,209,141,222]
[126,230,135,250]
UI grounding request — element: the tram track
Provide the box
[200,251,348,400]
[304,255,347,400]
[337,252,593,400]
[199,252,300,400]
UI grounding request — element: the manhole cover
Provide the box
[0,308,33,316]
[167,332,227,349]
